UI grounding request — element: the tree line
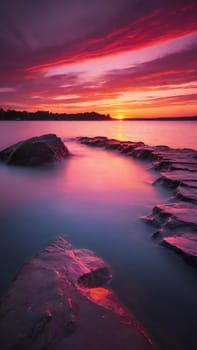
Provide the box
[0,109,111,121]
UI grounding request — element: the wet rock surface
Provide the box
[77,136,197,266]
[0,237,153,350]
[0,134,70,166]
[163,234,197,266]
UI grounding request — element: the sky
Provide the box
[0,0,196,119]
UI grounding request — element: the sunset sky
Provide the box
[0,0,196,118]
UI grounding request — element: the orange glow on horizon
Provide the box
[113,114,125,120]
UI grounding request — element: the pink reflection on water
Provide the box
[0,138,157,217]
[0,120,196,150]
[61,142,155,208]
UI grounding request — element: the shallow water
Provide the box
[0,121,197,349]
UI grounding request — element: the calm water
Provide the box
[0,121,197,349]
[0,120,196,149]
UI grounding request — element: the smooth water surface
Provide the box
[0,121,197,349]
[0,120,196,149]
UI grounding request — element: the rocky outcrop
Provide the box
[143,203,197,266]
[76,136,197,266]
[163,234,197,266]
[143,203,197,229]
[0,134,70,166]
[0,238,153,350]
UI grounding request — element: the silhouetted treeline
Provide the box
[0,109,112,121]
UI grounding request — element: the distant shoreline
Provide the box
[1,117,196,121]
[0,109,196,121]
[123,116,197,121]
[0,110,111,121]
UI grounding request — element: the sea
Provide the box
[0,120,197,349]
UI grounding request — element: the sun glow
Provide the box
[115,114,124,120]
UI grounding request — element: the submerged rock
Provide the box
[77,136,197,266]
[0,134,70,166]
[0,238,153,350]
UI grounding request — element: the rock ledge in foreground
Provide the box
[0,237,153,350]
[0,134,70,166]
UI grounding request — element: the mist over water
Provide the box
[0,121,197,349]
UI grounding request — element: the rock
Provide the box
[77,136,197,266]
[143,203,197,264]
[0,134,70,166]
[162,234,197,266]
[77,266,111,288]
[104,140,122,150]
[76,136,108,148]
[176,186,197,204]
[153,160,197,172]
[156,170,197,188]
[131,146,155,160]
[143,203,197,230]
[0,238,153,350]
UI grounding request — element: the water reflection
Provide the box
[115,120,125,141]
[0,120,196,149]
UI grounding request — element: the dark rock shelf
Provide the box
[76,136,197,266]
[0,238,153,350]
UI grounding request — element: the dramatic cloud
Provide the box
[0,0,196,117]
[102,46,197,89]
